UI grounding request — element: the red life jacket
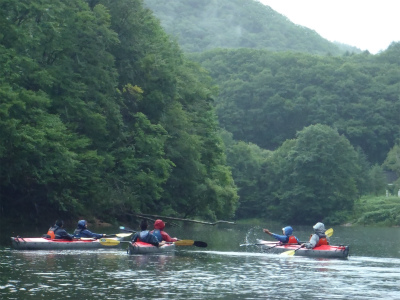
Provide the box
[309,235,329,246]
[288,236,299,244]
[46,229,56,239]
[316,237,329,246]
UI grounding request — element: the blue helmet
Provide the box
[282,226,293,236]
[77,220,87,229]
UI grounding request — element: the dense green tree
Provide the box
[269,124,360,224]
[191,47,400,164]
[0,0,239,222]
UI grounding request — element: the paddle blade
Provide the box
[119,226,135,233]
[115,233,133,238]
[193,241,207,248]
[280,250,296,256]
[325,228,334,237]
[99,238,121,246]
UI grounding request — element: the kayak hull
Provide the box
[259,240,350,259]
[11,237,121,250]
[128,241,176,254]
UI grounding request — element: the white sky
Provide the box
[258,0,400,54]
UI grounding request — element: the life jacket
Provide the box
[309,234,329,246]
[46,226,57,239]
[287,235,299,244]
[152,229,162,242]
[316,237,329,246]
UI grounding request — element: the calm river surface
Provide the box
[1,223,399,299]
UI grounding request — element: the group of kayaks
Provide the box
[11,231,350,259]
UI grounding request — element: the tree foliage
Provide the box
[0,0,238,222]
[191,46,400,164]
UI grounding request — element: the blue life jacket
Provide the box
[152,229,162,242]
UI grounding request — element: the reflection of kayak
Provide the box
[127,241,176,254]
[258,240,350,259]
[10,237,122,250]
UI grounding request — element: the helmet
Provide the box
[313,222,325,232]
[77,220,87,229]
[154,219,165,230]
[282,226,293,236]
[55,220,64,227]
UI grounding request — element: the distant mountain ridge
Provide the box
[144,0,361,55]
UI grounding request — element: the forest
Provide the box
[1,0,399,226]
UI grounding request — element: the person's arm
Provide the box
[263,229,287,243]
[161,231,178,242]
[304,234,319,249]
[81,229,104,239]
[131,233,139,242]
[58,229,73,240]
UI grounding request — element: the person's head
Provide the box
[154,219,165,230]
[140,219,148,231]
[77,220,87,229]
[55,220,64,227]
[313,222,325,233]
[282,226,293,236]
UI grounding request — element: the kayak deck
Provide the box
[128,241,176,254]
[11,237,121,250]
[258,240,350,259]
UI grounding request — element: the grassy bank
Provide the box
[351,195,400,226]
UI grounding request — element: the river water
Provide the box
[1,223,399,299]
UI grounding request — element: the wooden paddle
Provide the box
[280,228,334,256]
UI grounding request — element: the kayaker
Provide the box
[263,226,300,244]
[46,220,74,240]
[132,219,165,247]
[151,219,178,243]
[73,220,106,239]
[303,222,330,249]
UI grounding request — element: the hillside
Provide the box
[143,0,361,55]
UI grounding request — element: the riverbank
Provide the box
[351,195,400,226]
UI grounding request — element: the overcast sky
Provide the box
[258,0,400,54]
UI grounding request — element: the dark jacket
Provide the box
[131,230,160,246]
[48,225,74,240]
[73,220,103,239]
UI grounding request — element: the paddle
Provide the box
[107,233,133,238]
[119,226,136,233]
[174,240,208,248]
[99,238,207,248]
[281,228,334,256]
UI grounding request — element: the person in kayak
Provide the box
[263,226,300,244]
[132,219,165,247]
[303,222,330,249]
[46,220,74,240]
[73,220,106,239]
[150,219,178,243]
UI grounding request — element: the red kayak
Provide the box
[257,240,350,259]
[11,237,122,250]
[127,241,176,254]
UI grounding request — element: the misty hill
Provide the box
[144,0,361,55]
